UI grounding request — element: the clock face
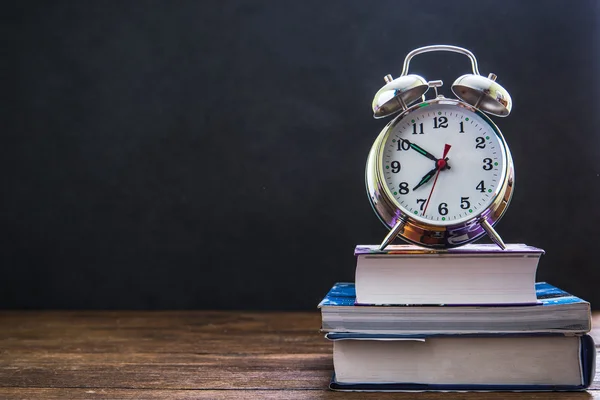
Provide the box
[380,102,507,226]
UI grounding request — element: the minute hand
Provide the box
[404,140,438,162]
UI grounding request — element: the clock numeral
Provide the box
[398,182,409,195]
[459,121,465,133]
[433,116,448,129]
[397,139,410,151]
[475,137,486,149]
[416,198,426,211]
[482,158,493,170]
[438,202,448,216]
[391,161,401,173]
[412,123,424,135]
[460,197,470,209]
[476,180,487,193]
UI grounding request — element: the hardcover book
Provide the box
[327,333,596,392]
[318,282,591,335]
[354,243,544,305]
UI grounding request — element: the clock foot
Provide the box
[379,218,407,250]
[480,218,507,250]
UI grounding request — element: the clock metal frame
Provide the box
[365,97,514,249]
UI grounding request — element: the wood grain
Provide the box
[0,311,598,399]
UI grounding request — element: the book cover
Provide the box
[319,282,591,334]
[319,282,587,308]
[355,243,545,256]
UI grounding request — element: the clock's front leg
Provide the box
[480,219,507,250]
[379,218,407,250]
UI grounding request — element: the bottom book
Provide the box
[327,333,596,392]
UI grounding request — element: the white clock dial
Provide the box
[380,102,507,226]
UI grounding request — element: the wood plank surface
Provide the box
[0,311,597,399]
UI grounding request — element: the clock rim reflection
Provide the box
[366,97,514,248]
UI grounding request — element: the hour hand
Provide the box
[403,140,438,162]
[413,166,438,190]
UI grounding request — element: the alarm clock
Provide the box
[366,45,514,250]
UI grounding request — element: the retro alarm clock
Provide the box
[366,45,514,250]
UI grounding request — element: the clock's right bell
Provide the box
[451,73,512,117]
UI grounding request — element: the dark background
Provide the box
[4,1,599,310]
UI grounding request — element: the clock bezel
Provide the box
[366,97,514,248]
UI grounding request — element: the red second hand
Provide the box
[422,144,451,216]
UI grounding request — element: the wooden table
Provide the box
[0,311,598,399]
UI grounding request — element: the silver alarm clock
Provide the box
[366,45,514,250]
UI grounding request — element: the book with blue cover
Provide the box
[326,332,596,392]
[319,282,591,334]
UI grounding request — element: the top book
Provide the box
[355,244,544,305]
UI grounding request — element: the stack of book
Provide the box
[318,244,595,392]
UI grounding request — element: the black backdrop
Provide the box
[4,0,600,310]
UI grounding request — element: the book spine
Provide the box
[581,334,596,389]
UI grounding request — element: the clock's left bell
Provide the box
[372,74,429,119]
